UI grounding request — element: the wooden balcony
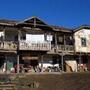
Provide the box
[0,41,17,51]
[48,45,74,54]
[19,41,51,51]
[57,45,74,52]
[0,41,74,53]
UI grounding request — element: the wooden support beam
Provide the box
[34,18,36,27]
[41,55,44,72]
[55,33,58,52]
[3,28,5,41]
[61,52,64,71]
[63,35,66,51]
[17,54,19,74]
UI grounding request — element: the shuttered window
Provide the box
[81,37,87,47]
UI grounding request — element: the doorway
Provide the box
[0,56,5,69]
[30,60,38,67]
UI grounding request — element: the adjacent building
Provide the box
[74,25,90,71]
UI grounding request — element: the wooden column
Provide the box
[3,28,5,49]
[79,52,82,72]
[18,30,21,41]
[55,33,58,52]
[61,53,64,71]
[34,18,36,27]
[79,54,82,64]
[17,30,21,74]
[61,34,66,71]
[3,28,7,73]
[17,55,20,74]
[3,28,5,41]
[41,55,44,72]
[63,35,66,51]
[4,56,7,74]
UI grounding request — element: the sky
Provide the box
[0,0,90,28]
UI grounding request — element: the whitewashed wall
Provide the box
[74,29,90,53]
[0,32,4,37]
[26,34,44,42]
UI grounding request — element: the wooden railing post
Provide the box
[61,52,64,71]
[41,55,44,72]
[55,33,58,52]
[17,54,20,74]
[64,35,66,51]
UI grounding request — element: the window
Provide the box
[0,32,4,41]
[58,36,63,43]
[57,36,64,44]
[47,35,53,41]
[81,37,87,47]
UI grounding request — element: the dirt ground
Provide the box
[13,72,90,90]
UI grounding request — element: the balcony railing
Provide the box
[57,45,74,52]
[0,41,17,50]
[19,41,51,51]
[48,44,74,54]
[0,41,74,52]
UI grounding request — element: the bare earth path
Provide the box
[13,72,90,90]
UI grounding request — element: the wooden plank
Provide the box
[0,85,15,90]
[22,56,39,60]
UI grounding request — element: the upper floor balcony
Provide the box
[0,41,51,51]
[0,41,74,53]
[19,41,51,51]
[57,45,74,52]
[0,41,17,51]
[48,44,74,54]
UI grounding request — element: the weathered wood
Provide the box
[0,85,15,90]
[0,41,17,50]
[19,41,51,51]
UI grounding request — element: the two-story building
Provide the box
[74,25,90,71]
[0,16,75,73]
[0,16,89,73]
